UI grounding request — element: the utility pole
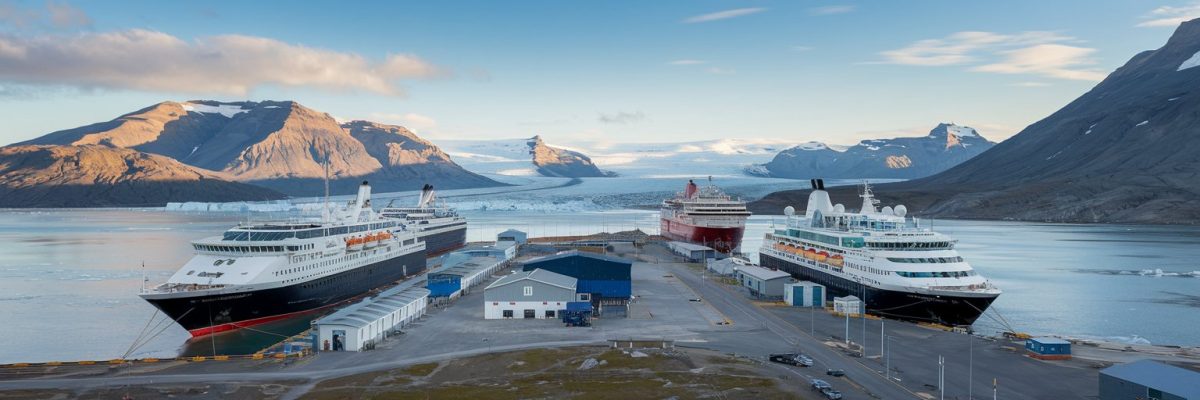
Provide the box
[880,318,885,359]
[861,285,867,356]
[969,334,975,399]
[810,302,815,336]
[939,355,945,400]
[993,378,998,400]
[844,312,850,345]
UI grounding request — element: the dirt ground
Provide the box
[303,346,816,400]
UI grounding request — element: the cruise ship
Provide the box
[140,182,427,337]
[758,179,1000,326]
[380,184,468,256]
[660,178,751,253]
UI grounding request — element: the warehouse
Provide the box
[315,285,429,352]
[522,251,632,301]
[1025,337,1072,360]
[453,240,517,262]
[1100,359,1200,400]
[484,269,579,319]
[497,229,527,245]
[706,257,749,276]
[735,263,791,298]
[426,254,508,300]
[784,281,825,307]
[668,241,716,262]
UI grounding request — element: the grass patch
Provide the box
[399,362,438,377]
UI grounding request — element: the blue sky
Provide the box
[0,0,1194,145]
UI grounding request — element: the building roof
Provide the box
[736,264,791,281]
[486,268,577,291]
[1101,359,1200,398]
[669,241,714,251]
[430,255,504,278]
[786,281,824,288]
[834,295,861,302]
[499,229,526,235]
[1029,337,1071,345]
[317,283,430,328]
[525,250,632,266]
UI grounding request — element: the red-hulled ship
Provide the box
[660,178,751,253]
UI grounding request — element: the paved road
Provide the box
[667,264,920,400]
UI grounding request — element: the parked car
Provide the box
[826,368,845,377]
[821,388,843,399]
[810,379,831,391]
[769,353,801,366]
[797,355,814,366]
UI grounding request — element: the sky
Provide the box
[0,0,1195,146]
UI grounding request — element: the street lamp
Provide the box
[885,335,899,380]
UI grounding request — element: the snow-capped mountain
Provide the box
[16,100,499,196]
[752,123,995,180]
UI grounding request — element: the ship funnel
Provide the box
[805,186,834,218]
[685,180,698,198]
[810,179,817,190]
[356,181,372,209]
[817,179,825,190]
[418,184,436,207]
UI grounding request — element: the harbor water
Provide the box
[0,209,1197,363]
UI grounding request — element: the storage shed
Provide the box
[426,255,507,300]
[735,264,791,298]
[522,251,632,300]
[706,257,748,276]
[1100,359,1200,400]
[497,229,527,245]
[315,285,429,352]
[784,281,825,307]
[833,295,863,315]
[668,241,716,262]
[1026,337,1072,360]
[453,241,517,262]
[484,269,577,319]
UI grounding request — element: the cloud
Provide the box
[809,5,856,16]
[705,67,736,75]
[668,59,707,65]
[0,29,446,96]
[683,7,765,23]
[1010,81,1051,87]
[973,44,1105,81]
[878,31,1104,81]
[0,0,90,30]
[598,111,646,124]
[369,112,438,132]
[1137,2,1200,27]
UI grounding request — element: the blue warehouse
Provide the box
[522,251,632,313]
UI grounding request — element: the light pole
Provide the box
[885,335,898,380]
[844,312,850,345]
[969,333,974,400]
[939,355,945,400]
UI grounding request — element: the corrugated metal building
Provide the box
[735,264,791,298]
[707,257,748,276]
[484,269,578,319]
[1100,359,1200,400]
[1026,337,1072,360]
[522,251,632,300]
[834,295,863,315]
[451,241,517,262]
[784,281,825,307]
[426,254,509,299]
[315,284,429,352]
[668,241,716,262]
[497,229,528,245]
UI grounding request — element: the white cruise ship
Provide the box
[380,184,467,256]
[139,181,427,337]
[758,179,1000,326]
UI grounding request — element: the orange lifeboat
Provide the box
[363,232,380,248]
[346,235,365,251]
[815,251,829,263]
[828,254,845,267]
[803,248,818,260]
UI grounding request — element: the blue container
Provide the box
[1026,338,1071,355]
[426,275,462,297]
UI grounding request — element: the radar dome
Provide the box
[894,205,907,217]
[881,206,894,215]
[784,206,795,216]
[833,204,845,213]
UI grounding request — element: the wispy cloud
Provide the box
[878,31,1104,81]
[0,29,447,96]
[705,67,736,75]
[683,7,765,23]
[809,5,856,16]
[599,111,646,124]
[369,112,438,132]
[668,59,707,65]
[1136,2,1200,27]
[1010,81,1051,87]
[0,0,91,29]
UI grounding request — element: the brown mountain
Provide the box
[527,135,614,178]
[751,19,1200,224]
[0,145,284,207]
[19,100,500,196]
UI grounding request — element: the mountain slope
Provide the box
[18,100,502,196]
[752,19,1200,224]
[755,123,994,180]
[528,136,614,178]
[0,145,285,207]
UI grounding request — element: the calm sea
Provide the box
[0,209,1196,363]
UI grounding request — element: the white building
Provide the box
[834,295,863,315]
[734,263,792,298]
[483,269,578,319]
[784,281,825,307]
[315,285,430,352]
[707,257,750,276]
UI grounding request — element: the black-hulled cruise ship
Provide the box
[140,182,427,337]
[758,180,1000,326]
[380,184,467,256]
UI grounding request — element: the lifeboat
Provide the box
[815,251,829,263]
[828,254,845,267]
[363,232,380,248]
[803,248,818,260]
[346,236,365,251]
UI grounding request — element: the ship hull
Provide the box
[419,225,467,256]
[760,253,996,326]
[143,249,427,337]
[660,218,745,253]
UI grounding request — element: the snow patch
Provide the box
[1168,97,1180,102]
[1046,150,1063,160]
[182,103,249,118]
[945,124,979,137]
[793,141,831,151]
[1135,120,1149,127]
[496,168,539,176]
[1178,50,1200,71]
